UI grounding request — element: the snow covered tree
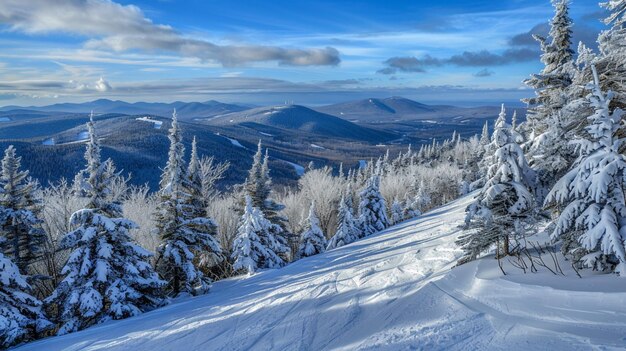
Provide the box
[0,249,51,348]
[241,142,290,259]
[359,175,389,237]
[390,199,404,225]
[327,195,359,250]
[0,146,46,273]
[596,0,626,110]
[545,66,626,273]
[523,0,575,199]
[297,202,326,258]
[154,111,221,296]
[231,196,285,274]
[47,116,164,335]
[185,137,223,269]
[457,106,535,264]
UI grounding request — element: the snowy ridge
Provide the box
[15,194,626,350]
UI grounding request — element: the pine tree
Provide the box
[596,0,626,109]
[523,0,575,199]
[185,137,223,269]
[457,106,535,264]
[358,175,389,237]
[327,195,359,250]
[241,142,290,260]
[47,116,164,335]
[0,146,46,273]
[390,199,404,225]
[155,111,221,296]
[297,203,327,258]
[545,66,626,273]
[231,196,285,274]
[0,248,51,348]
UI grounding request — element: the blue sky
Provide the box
[0,0,606,106]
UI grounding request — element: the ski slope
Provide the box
[15,195,626,350]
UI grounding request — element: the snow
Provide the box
[135,117,163,129]
[15,194,626,350]
[215,134,244,148]
[76,131,89,141]
[42,138,55,146]
[284,161,305,176]
[259,132,274,137]
[0,117,10,122]
[310,144,325,150]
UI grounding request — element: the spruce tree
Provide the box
[241,142,290,259]
[47,116,164,335]
[546,66,626,273]
[358,175,389,237]
[457,106,535,264]
[327,195,359,250]
[231,196,285,274]
[185,137,223,269]
[596,0,626,109]
[0,248,51,348]
[155,111,221,296]
[390,199,404,225]
[524,0,575,200]
[0,146,46,273]
[297,203,327,258]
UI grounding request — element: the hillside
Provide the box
[316,96,502,124]
[205,105,397,143]
[0,100,249,120]
[15,194,626,351]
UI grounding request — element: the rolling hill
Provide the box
[204,104,397,143]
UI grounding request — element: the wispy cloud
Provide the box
[378,48,538,74]
[0,0,340,66]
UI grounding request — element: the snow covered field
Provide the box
[15,194,626,351]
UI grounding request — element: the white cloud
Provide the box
[95,77,112,92]
[0,0,340,66]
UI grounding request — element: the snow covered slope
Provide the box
[15,195,626,350]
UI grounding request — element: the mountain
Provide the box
[0,99,249,120]
[15,193,625,351]
[315,96,501,123]
[205,104,397,143]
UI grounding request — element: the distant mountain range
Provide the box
[315,96,504,124]
[0,99,249,120]
[204,105,396,143]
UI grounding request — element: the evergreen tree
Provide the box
[0,248,51,348]
[390,199,404,225]
[47,116,164,335]
[358,175,389,237]
[327,195,359,250]
[457,106,535,264]
[231,196,285,274]
[297,203,326,258]
[523,0,575,199]
[596,0,626,109]
[546,66,626,273]
[0,146,46,273]
[185,137,223,269]
[241,142,290,259]
[154,111,221,296]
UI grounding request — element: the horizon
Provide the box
[0,0,604,107]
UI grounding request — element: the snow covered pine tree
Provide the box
[47,114,164,335]
[327,194,360,250]
[457,105,535,265]
[0,247,50,348]
[359,175,390,237]
[0,145,46,274]
[546,66,626,274]
[297,202,327,258]
[154,111,222,296]
[232,196,285,274]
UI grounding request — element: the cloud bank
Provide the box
[0,0,340,66]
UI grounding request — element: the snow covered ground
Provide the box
[135,117,163,129]
[15,194,626,351]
